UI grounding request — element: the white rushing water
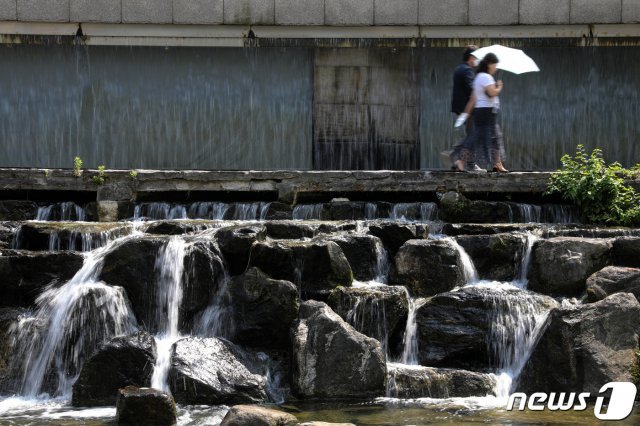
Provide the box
[36,202,86,222]
[399,295,427,365]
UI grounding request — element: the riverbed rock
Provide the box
[144,220,204,236]
[0,249,84,307]
[169,337,267,405]
[528,237,612,296]
[0,200,37,221]
[291,301,386,399]
[116,386,177,426]
[248,240,352,299]
[264,221,316,239]
[262,202,294,220]
[228,267,299,349]
[585,266,640,303]
[517,293,640,395]
[328,201,365,220]
[386,364,496,398]
[323,234,387,281]
[367,220,426,256]
[72,331,156,407]
[439,192,512,223]
[216,225,267,275]
[612,236,640,267]
[455,233,527,282]
[390,239,464,297]
[415,285,557,369]
[15,222,133,251]
[220,405,298,426]
[441,223,538,236]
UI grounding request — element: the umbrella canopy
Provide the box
[471,44,540,75]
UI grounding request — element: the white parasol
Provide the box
[471,44,540,74]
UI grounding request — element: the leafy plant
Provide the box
[546,145,640,226]
[129,170,138,180]
[92,165,106,185]
[73,156,83,177]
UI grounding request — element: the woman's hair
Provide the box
[478,52,499,74]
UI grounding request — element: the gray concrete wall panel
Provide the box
[0,0,17,20]
[224,0,274,25]
[325,0,373,26]
[17,0,69,22]
[71,0,121,23]
[275,0,324,25]
[174,0,223,24]
[622,0,639,23]
[519,0,570,25]
[418,0,468,25]
[122,0,172,24]
[374,0,418,25]
[570,0,622,24]
[469,0,518,25]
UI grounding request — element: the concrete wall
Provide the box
[0,0,637,25]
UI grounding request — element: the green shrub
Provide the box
[92,165,106,185]
[546,145,640,226]
[73,156,83,177]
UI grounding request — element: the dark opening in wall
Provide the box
[135,191,279,203]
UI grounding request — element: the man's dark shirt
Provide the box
[451,63,475,114]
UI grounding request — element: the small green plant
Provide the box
[129,170,138,180]
[92,165,106,185]
[43,169,50,178]
[546,145,640,226]
[73,156,83,177]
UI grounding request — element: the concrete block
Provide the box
[17,0,69,22]
[469,0,518,25]
[0,0,16,20]
[375,0,418,25]
[623,0,640,23]
[71,0,121,23]
[174,0,223,24]
[570,0,621,24]
[122,0,172,23]
[314,104,370,142]
[325,0,373,26]
[275,0,324,25]
[369,66,417,106]
[224,0,274,25]
[519,0,570,24]
[418,0,467,25]
[314,66,338,104]
[370,105,417,141]
[315,48,372,67]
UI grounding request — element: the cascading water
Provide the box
[399,294,426,365]
[515,231,539,288]
[36,203,86,222]
[446,237,479,284]
[292,204,323,220]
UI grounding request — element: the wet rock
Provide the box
[291,301,386,399]
[528,237,612,296]
[0,222,16,249]
[144,221,203,235]
[169,337,267,405]
[72,331,156,407]
[455,233,526,282]
[228,267,299,349]
[0,308,26,392]
[323,234,387,281]
[0,201,37,221]
[329,201,365,220]
[585,266,640,303]
[316,221,358,235]
[543,226,640,239]
[0,249,84,307]
[368,220,427,256]
[14,222,133,251]
[264,221,316,239]
[612,236,640,267]
[390,239,464,297]
[439,192,512,223]
[248,240,352,299]
[441,223,538,236]
[216,225,267,275]
[415,286,557,369]
[262,202,294,220]
[116,386,177,426]
[220,405,298,426]
[386,364,496,398]
[518,293,640,395]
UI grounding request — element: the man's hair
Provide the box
[463,45,478,62]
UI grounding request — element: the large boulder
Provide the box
[323,234,388,281]
[612,236,640,267]
[0,200,37,221]
[248,240,352,299]
[14,222,133,251]
[116,386,177,426]
[455,233,526,282]
[0,249,84,307]
[386,364,496,398]
[291,301,386,399]
[518,293,640,395]
[415,285,557,369]
[528,237,612,296]
[328,201,365,220]
[220,405,298,426]
[441,223,537,236]
[265,221,316,239]
[0,307,26,393]
[168,337,267,405]
[390,239,464,297]
[144,220,205,236]
[439,192,512,223]
[228,267,299,349]
[367,221,426,256]
[216,225,267,275]
[262,202,294,220]
[72,332,156,407]
[586,266,640,303]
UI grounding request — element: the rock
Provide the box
[0,250,84,307]
[585,266,640,303]
[116,386,177,426]
[216,225,267,275]
[390,239,464,297]
[0,307,26,393]
[386,364,496,398]
[518,293,640,395]
[0,201,37,221]
[316,222,358,234]
[327,285,408,353]
[169,337,267,405]
[439,192,512,223]
[528,237,612,296]
[543,226,640,239]
[248,240,352,299]
[14,222,133,251]
[144,221,203,235]
[455,233,526,282]
[262,202,294,220]
[612,236,640,267]
[368,220,426,256]
[220,405,298,426]
[323,234,388,281]
[291,301,386,399]
[441,223,538,236]
[265,221,316,239]
[228,267,299,349]
[329,201,365,220]
[72,332,156,407]
[0,222,16,249]
[415,285,557,369]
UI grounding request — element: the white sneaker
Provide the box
[470,165,487,172]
